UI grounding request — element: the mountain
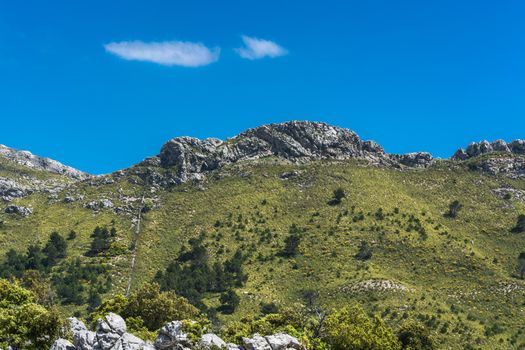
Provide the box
[1,121,525,350]
[0,144,89,203]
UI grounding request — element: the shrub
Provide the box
[43,232,67,267]
[0,279,61,350]
[92,283,200,331]
[260,302,280,315]
[87,226,115,256]
[355,241,373,261]
[397,320,435,349]
[512,214,525,233]
[324,305,401,350]
[218,290,240,314]
[328,188,346,205]
[278,225,303,258]
[445,200,462,219]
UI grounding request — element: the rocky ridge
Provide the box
[146,121,433,185]
[452,139,525,160]
[50,313,304,350]
[0,144,91,203]
[2,122,524,197]
[0,145,89,180]
[452,140,525,179]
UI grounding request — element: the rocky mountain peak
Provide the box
[156,121,431,184]
[158,121,388,181]
[0,144,89,180]
[452,139,525,161]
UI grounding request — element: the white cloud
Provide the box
[235,35,288,60]
[104,40,220,67]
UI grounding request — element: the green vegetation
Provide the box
[328,187,346,205]
[154,235,247,312]
[1,153,525,349]
[92,283,200,336]
[324,305,401,350]
[445,200,463,219]
[512,214,525,233]
[0,279,61,349]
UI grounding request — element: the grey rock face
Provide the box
[60,314,153,350]
[242,334,272,350]
[73,330,96,350]
[50,339,76,350]
[0,144,89,179]
[53,314,303,350]
[452,148,469,161]
[155,121,430,185]
[4,205,32,217]
[510,140,525,154]
[226,344,241,350]
[68,317,88,333]
[476,157,525,179]
[155,321,190,349]
[491,139,510,152]
[96,313,128,349]
[392,152,433,168]
[264,333,302,350]
[84,199,114,211]
[198,334,226,349]
[64,196,76,203]
[242,332,303,350]
[492,187,525,202]
[0,178,32,201]
[452,139,525,160]
[102,313,127,335]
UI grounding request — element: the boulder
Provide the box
[0,178,31,201]
[452,148,469,161]
[264,333,302,350]
[155,321,190,349]
[68,317,88,333]
[67,317,95,350]
[394,152,433,168]
[4,205,32,217]
[242,334,272,350]
[50,339,76,350]
[198,333,226,349]
[96,313,128,349]
[226,344,242,350]
[491,139,510,152]
[452,139,525,161]
[64,196,76,203]
[85,199,114,211]
[73,330,96,350]
[510,140,525,154]
[120,332,156,350]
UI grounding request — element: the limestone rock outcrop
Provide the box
[0,144,88,180]
[51,314,304,350]
[452,139,525,160]
[152,121,433,184]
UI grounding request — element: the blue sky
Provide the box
[0,0,523,174]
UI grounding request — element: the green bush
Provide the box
[512,214,525,233]
[0,279,61,349]
[92,283,200,331]
[324,305,401,350]
[397,320,435,349]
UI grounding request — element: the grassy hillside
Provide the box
[2,155,525,349]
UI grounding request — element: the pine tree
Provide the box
[43,232,67,266]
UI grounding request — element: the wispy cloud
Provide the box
[104,40,220,67]
[235,35,288,60]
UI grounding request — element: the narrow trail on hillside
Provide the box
[125,195,145,296]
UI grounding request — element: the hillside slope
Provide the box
[1,121,525,349]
